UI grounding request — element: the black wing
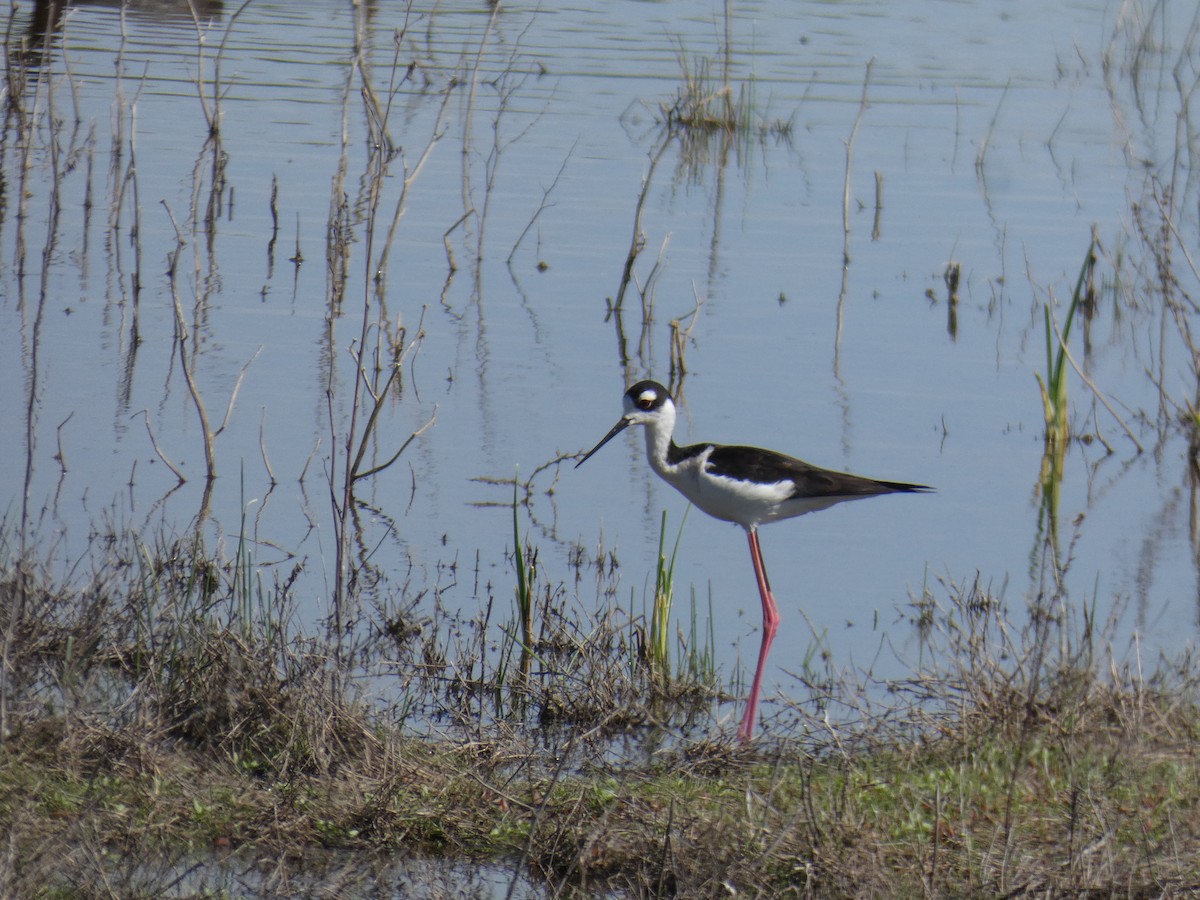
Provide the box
[701,443,931,499]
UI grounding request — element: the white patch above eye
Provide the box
[638,389,658,405]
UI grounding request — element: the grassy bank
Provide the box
[2,538,1199,897]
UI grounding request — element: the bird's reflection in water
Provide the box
[9,0,225,74]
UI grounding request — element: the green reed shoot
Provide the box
[485,480,538,718]
[232,465,255,636]
[1034,240,1096,565]
[512,478,535,678]
[681,585,716,685]
[1036,238,1096,448]
[649,509,687,678]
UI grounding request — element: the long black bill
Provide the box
[575,416,631,468]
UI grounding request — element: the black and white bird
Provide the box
[576,380,931,741]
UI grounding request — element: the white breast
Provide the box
[656,446,796,528]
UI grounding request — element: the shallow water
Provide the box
[3,0,1199,731]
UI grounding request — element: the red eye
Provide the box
[639,398,653,409]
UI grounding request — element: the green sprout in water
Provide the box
[1033,238,1096,567]
[649,508,687,679]
[1036,238,1095,450]
[512,477,535,682]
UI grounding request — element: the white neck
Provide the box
[642,399,678,475]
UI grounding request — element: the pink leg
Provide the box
[738,527,780,742]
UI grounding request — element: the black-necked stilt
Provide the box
[576,380,931,742]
